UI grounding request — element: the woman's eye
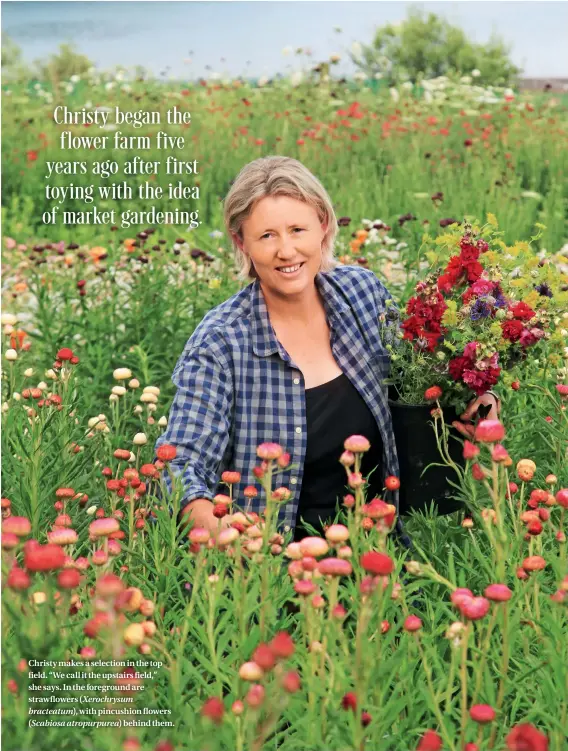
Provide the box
[293,228,304,233]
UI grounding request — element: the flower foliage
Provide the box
[383,217,567,409]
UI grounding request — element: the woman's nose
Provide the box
[275,234,297,257]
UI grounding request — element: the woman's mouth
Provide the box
[276,262,305,277]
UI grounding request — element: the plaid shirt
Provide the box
[155,264,411,546]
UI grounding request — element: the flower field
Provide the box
[1,70,568,751]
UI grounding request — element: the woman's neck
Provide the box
[260,280,324,327]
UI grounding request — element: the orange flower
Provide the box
[123,239,136,253]
[88,246,107,263]
[355,230,368,241]
[350,239,362,253]
[10,329,26,350]
[13,282,27,294]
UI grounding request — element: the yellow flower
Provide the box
[487,212,498,228]
[510,278,527,288]
[442,310,458,327]
[523,290,539,308]
[208,278,221,290]
[548,354,560,366]
[483,251,499,265]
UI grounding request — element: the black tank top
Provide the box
[293,372,383,541]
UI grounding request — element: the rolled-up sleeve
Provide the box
[155,343,234,508]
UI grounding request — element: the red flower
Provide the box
[341,692,357,711]
[56,347,74,361]
[269,631,295,659]
[201,697,224,724]
[469,704,496,723]
[511,302,535,321]
[24,543,66,571]
[360,551,394,576]
[424,386,442,401]
[502,320,524,342]
[417,730,443,750]
[505,723,548,751]
[156,444,177,462]
[27,150,39,163]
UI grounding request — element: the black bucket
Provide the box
[388,397,465,517]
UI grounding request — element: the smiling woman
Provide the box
[155,155,414,549]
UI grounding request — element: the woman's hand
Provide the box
[452,392,501,439]
[178,498,236,541]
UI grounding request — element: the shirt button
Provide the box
[290,477,297,485]
[295,427,302,434]
[283,525,290,532]
[293,378,300,385]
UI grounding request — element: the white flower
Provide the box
[112,386,127,396]
[86,505,98,516]
[45,369,57,380]
[36,381,47,391]
[113,367,132,380]
[5,349,17,361]
[13,393,21,401]
[351,42,362,57]
[158,416,168,427]
[353,71,366,82]
[460,76,472,85]
[133,432,147,446]
[389,87,400,103]
[471,69,481,78]
[134,405,143,415]
[1,313,17,326]
[282,46,293,56]
[105,82,115,91]
[70,74,81,83]
[290,71,304,87]
[129,378,140,389]
[140,392,158,404]
[24,368,34,378]
[402,81,413,90]
[143,386,160,396]
[374,72,383,80]
[257,75,269,87]
[109,394,119,402]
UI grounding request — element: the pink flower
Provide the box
[474,419,505,443]
[403,615,422,632]
[505,723,548,751]
[484,583,512,602]
[463,440,480,460]
[470,704,496,723]
[460,596,490,620]
[417,730,442,751]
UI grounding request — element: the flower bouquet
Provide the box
[380,216,567,514]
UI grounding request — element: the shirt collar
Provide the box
[249,270,350,358]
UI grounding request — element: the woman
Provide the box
[155,156,499,547]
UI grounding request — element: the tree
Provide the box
[1,33,32,83]
[34,43,94,83]
[350,8,521,86]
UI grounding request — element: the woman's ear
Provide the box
[231,231,245,252]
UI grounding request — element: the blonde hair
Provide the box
[223,156,339,281]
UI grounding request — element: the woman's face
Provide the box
[234,195,327,297]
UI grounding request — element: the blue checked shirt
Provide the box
[155,264,411,545]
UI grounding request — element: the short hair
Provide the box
[223,156,339,281]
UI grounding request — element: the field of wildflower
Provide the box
[1,67,568,751]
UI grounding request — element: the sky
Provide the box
[2,0,567,80]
